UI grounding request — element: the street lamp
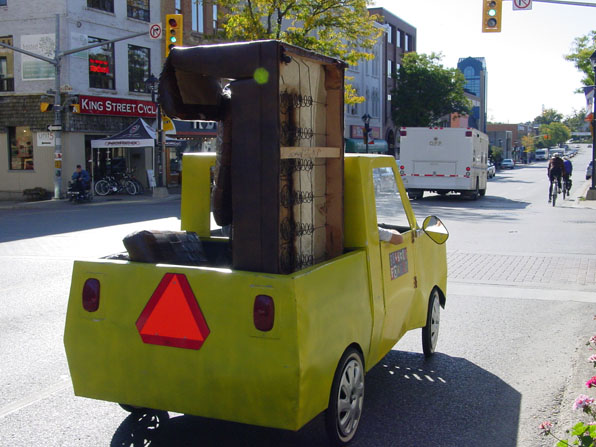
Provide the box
[145,74,163,188]
[361,113,371,154]
[588,50,596,200]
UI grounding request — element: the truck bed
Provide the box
[64,247,371,431]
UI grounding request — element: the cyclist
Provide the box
[547,153,564,203]
[563,156,573,194]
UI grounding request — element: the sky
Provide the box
[371,0,596,124]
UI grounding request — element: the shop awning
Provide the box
[91,118,186,149]
[345,138,389,154]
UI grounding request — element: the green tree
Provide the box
[391,52,471,127]
[564,109,588,132]
[533,108,563,125]
[539,122,571,147]
[217,0,382,103]
[521,134,535,153]
[565,30,596,88]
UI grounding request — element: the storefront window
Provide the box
[127,0,149,22]
[128,45,150,93]
[87,0,114,13]
[8,126,34,171]
[88,36,115,90]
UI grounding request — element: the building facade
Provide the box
[343,22,386,154]
[368,7,416,158]
[0,0,166,199]
[457,56,487,134]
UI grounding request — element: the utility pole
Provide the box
[0,16,148,199]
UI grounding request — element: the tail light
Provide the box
[399,130,407,136]
[254,295,275,331]
[466,167,471,171]
[82,278,100,312]
[400,165,405,170]
[465,131,473,137]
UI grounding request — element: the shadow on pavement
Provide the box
[413,194,531,212]
[110,352,520,447]
[0,197,181,243]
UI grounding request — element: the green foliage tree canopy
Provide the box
[565,30,596,88]
[217,0,382,67]
[533,108,563,125]
[391,52,471,128]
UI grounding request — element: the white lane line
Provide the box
[0,378,71,419]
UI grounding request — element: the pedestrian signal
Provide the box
[482,0,502,33]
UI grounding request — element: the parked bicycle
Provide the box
[94,173,138,196]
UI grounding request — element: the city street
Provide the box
[1,147,596,446]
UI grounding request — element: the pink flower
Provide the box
[588,354,596,363]
[587,376,596,388]
[573,395,595,410]
[591,335,596,344]
[539,421,553,435]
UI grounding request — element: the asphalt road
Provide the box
[1,147,595,446]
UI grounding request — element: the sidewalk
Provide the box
[577,180,596,209]
[0,188,181,211]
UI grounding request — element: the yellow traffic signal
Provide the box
[40,102,53,112]
[482,0,502,33]
[165,14,183,58]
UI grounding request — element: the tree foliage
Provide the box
[217,0,382,69]
[565,30,596,88]
[521,134,535,153]
[539,122,571,147]
[564,109,588,132]
[533,108,563,125]
[391,52,471,128]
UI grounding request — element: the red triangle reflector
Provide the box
[136,273,210,350]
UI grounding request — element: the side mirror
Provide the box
[422,216,449,245]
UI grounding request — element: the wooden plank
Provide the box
[280,146,340,159]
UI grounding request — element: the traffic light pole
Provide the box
[0,16,148,199]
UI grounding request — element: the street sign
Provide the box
[513,0,532,10]
[149,23,162,39]
[47,124,62,132]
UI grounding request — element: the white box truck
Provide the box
[398,127,489,200]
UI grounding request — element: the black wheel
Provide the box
[469,180,479,200]
[479,188,486,197]
[422,289,441,357]
[125,180,138,195]
[94,180,110,196]
[325,348,364,446]
[552,187,557,207]
[562,182,566,200]
[119,403,146,413]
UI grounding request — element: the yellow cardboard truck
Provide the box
[64,153,448,446]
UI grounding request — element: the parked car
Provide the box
[501,159,515,169]
[487,162,496,178]
[587,160,594,180]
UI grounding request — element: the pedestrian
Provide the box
[72,164,90,194]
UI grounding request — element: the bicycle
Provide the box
[549,177,560,207]
[562,175,572,200]
[94,174,138,196]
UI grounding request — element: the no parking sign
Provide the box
[513,0,532,10]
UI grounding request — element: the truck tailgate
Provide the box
[64,250,371,431]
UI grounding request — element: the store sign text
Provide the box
[79,95,158,118]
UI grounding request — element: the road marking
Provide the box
[449,281,596,303]
[0,378,71,419]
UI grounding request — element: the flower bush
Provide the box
[539,332,596,446]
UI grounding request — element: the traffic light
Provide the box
[40,102,53,112]
[165,14,183,58]
[482,0,502,33]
